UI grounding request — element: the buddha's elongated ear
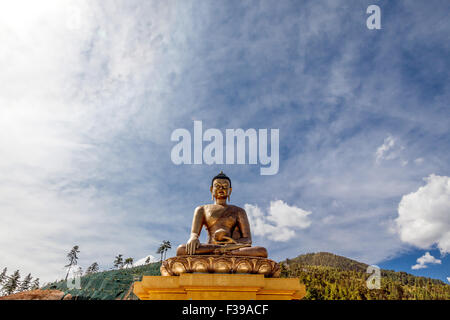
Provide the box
[210,186,214,201]
[228,187,232,202]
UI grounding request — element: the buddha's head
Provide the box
[210,171,232,202]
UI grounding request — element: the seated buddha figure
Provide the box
[176,171,268,258]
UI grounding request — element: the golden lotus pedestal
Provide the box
[133,273,305,300]
[160,255,281,277]
[133,256,305,300]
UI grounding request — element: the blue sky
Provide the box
[0,0,449,284]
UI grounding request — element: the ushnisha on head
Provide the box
[210,171,232,202]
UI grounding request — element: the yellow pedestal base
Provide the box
[133,273,305,300]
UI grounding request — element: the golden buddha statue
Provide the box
[161,172,279,277]
[134,172,306,301]
[176,171,268,258]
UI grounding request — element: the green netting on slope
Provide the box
[42,262,161,300]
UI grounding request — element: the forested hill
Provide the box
[287,252,368,272]
[282,252,449,299]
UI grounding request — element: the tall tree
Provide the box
[157,240,172,261]
[124,258,134,268]
[31,278,40,290]
[85,262,99,275]
[64,245,80,281]
[19,273,33,292]
[114,254,124,269]
[156,244,164,262]
[3,270,20,295]
[163,240,172,260]
[0,267,7,285]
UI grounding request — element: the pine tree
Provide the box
[157,240,172,261]
[0,267,7,285]
[124,258,134,268]
[85,262,99,275]
[3,270,21,295]
[114,254,124,269]
[31,278,40,290]
[64,245,80,281]
[156,244,164,262]
[163,240,172,260]
[19,273,33,292]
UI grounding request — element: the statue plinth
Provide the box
[160,255,281,278]
[133,273,306,300]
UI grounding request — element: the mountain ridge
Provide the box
[284,251,447,286]
[287,252,368,272]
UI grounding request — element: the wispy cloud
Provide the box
[375,135,397,163]
[0,0,186,282]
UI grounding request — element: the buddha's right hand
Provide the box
[186,237,200,255]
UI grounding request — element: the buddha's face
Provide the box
[210,178,231,200]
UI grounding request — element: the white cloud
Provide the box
[375,135,396,163]
[411,252,442,270]
[447,277,450,283]
[414,158,424,165]
[245,200,312,242]
[396,174,450,254]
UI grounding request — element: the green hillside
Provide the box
[281,252,449,300]
[42,262,161,300]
